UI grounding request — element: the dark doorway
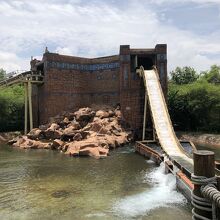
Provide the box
[138,57,153,70]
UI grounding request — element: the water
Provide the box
[195,144,220,160]
[0,144,191,220]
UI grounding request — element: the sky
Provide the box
[0,0,220,73]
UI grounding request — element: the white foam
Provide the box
[113,164,186,218]
[85,212,106,218]
[145,159,155,164]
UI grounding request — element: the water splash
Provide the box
[113,163,186,218]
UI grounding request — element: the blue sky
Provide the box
[0,0,219,72]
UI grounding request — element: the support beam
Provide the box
[142,92,147,140]
[24,83,28,134]
[28,81,33,131]
[217,177,220,218]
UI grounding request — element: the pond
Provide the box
[0,144,192,220]
[195,143,220,160]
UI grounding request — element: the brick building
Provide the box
[31,44,167,136]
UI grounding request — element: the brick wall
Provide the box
[33,53,120,125]
[32,44,167,133]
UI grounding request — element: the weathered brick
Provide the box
[32,44,167,132]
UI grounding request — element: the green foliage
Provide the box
[0,68,6,80]
[170,66,199,85]
[200,65,220,84]
[0,84,24,132]
[168,77,220,133]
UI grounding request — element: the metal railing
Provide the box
[0,70,44,87]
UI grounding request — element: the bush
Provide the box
[168,81,220,132]
[0,85,24,132]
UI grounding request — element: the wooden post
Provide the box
[217,176,220,218]
[28,81,33,131]
[193,150,215,219]
[142,92,147,141]
[24,82,28,134]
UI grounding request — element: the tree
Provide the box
[200,65,220,84]
[168,80,220,132]
[0,84,24,132]
[0,68,6,80]
[170,66,198,85]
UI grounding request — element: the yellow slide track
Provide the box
[138,66,193,167]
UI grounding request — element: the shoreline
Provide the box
[177,132,220,149]
[0,131,21,144]
[1,131,219,150]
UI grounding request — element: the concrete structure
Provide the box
[30,44,167,135]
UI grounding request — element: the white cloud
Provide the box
[149,0,220,4]
[55,47,73,55]
[0,0,219,72]
[0,51,29,72]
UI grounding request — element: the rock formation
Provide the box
[9,106,133,159]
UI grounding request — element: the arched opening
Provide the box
[138,57,154,70]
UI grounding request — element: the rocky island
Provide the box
[9,106,132,159]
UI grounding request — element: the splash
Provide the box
[113,163,186,218]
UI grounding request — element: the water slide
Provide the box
[137,66,193,166]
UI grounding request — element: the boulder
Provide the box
[80,130,90,139]
[61,143,69,152]
[79,147,100,158]
[96,110,109,119]
[12,136,51,149]
[52,139,65,150]
[48,123,60,131]
[59,117,70,127]
[78,138,99,149]
[104,135,117,148]
[115,133,128,147]
[89,122,102,132]
[65,142,80,155]
[78,146,109,158]
[8,136,20,145]
[97,146,109,157]
[65,138,99,154]
[96,136,108,148]
[63,125,78,137]
[98,126,109,135]
[27,128,43,140]
[67,121,81,130]
[108,110,115,117]
[32,141,51,149]
[44,129,62,140]
[74,107,95,122]
[72,133,82,141]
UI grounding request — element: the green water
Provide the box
[0,144,191,220]
[195,144,220,160]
